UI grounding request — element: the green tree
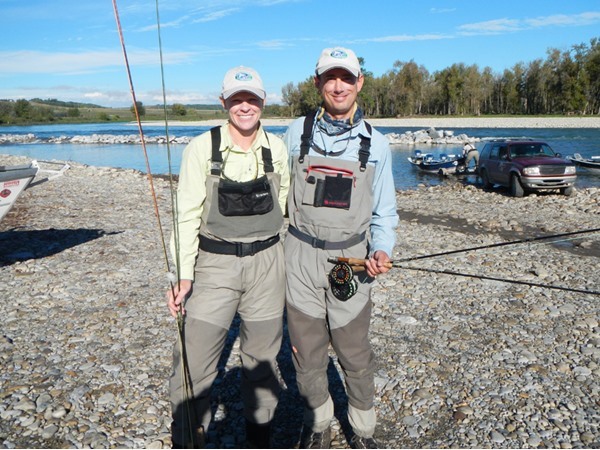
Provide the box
[14,99,31,119]
[171,103,187,116]
[0,101,12,123]
[583,38,600,114]
[130,101,146,117]
[281,82,301,118]
[297,76,321,116]
[67,107,81,117]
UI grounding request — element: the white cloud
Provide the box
[192,8,240,23]
[0,49,195,75]
[430,7,456,14]
[458,18,522,35]
[459,11,600,36]
[256,40,290,50]
[526,12,600,28]
[352,34,453,44]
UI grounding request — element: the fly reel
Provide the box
[328,262,358,301]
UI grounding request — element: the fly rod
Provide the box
[343,227,600,265]
[328,257,600,296]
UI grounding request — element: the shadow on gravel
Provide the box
[397,208,600,258]
[0,228,120,266]
[200,312,354,448]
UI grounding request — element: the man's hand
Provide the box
[167,279,192,318]
[364,250,391,278]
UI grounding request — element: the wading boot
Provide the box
[299,424,331,449]
[350,434,378,449]
[171,425,205,449]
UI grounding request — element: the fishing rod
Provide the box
[330,226,600,268]
[383,227,600,264]
[112,1,200,447]
[328,258,600,297]
[328,227,600,298]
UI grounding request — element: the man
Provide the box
[167,66,289,448]
[283,47,398,449]
[463,141,479,171]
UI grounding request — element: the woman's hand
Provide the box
[167,279,192,318]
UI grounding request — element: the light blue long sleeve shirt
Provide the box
[284,116,399,257]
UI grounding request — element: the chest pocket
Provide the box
[210,126,275,217]
[218,176,274,216]
[303,165,354,209]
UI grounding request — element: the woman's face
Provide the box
[222,91,264,135]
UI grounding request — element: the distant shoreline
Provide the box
[143,116,600,129]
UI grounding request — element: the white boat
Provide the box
[0,160,70,222]
[0,161,39,222]
[407,150,466,175]
[566,153,600,174]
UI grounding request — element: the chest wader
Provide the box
[287,111,375,326]
[285,113,378,434]
[170,127,285,448]
[199,126,284,249]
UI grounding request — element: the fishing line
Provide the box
[392,227,600,264]
[154,0,181,285]
[151,1,199,447]
[397,265,600,296]
[329,227,600,297]
[111,0,171,272]
[152,1,200,447]
[113,1,199,447]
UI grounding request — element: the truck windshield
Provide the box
[511,144,555,157]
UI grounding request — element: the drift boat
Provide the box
[0,159,70,222]
[567,153,600,174]
[0,161,39,222]
[407,150,466,175]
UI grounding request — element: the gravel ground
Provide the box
[1,154,599,449]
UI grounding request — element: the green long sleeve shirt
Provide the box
[171,123,290,280]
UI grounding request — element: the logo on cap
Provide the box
[235,72,253,81]
[330,50,348,59]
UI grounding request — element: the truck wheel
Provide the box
[561,186,574,196]
[510,175,524,197]
[480,170,492,189]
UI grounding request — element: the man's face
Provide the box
[221,91,264,135]
[315,68,364,120]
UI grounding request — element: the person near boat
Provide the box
[166,66,290,448]
[283,47,398,449]
[463,141,480,171]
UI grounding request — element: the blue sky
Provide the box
[1,0,599,107]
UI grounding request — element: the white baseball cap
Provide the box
[221,66,266,100]
[316,47,361,77]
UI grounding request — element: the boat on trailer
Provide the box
[0,160,70,222]
[566,153,600,174]
[407,150,466,175]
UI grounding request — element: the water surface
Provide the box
[2,123,599,190]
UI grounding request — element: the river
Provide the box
[1,123,599,190]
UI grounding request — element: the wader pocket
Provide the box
[315,175,352,208]
[218,175,274,216]
[303,165,354,210]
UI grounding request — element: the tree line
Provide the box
[2,37,598,125]
[281,37,600,117]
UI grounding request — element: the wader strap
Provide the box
[287,225,366,250]
[199,234,280,257]
[209,126,274,175]
[210,127,222,175]
[299,110,317,163]
[358,121,372,172]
